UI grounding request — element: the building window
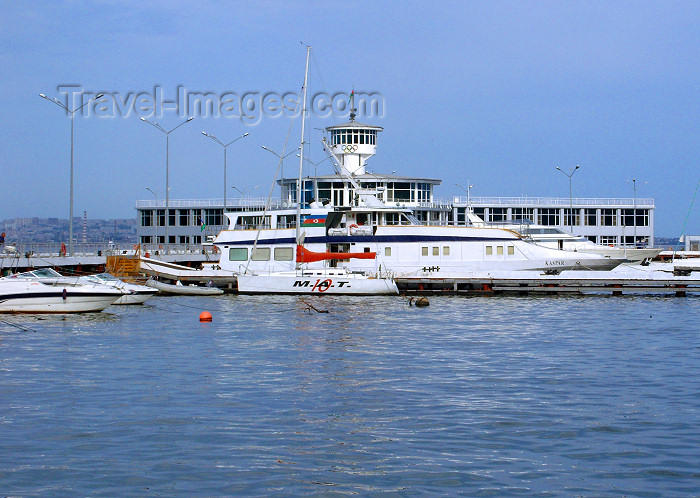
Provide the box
[141,210,153,227]
[252,247,270,261]
[511,208,534,223]
[274,247,293,261]
[179,209,190,226]
[623,209,649,227]
[563,208,580,226]
[157,209,166,227]
[600,235,618,246]
[229,248,248,261]
[488,208,508,222]
[192,209,202,226]
[421,247,428,256]
[385,247,391,257]
[485,246,493,255]
[387,182,413,203]
[637,209,650,227]
[168,210,176,227]
[586,235,597,243]
[601,209,617,226]
[538,208,560,226]
[205,209,223,226]
[178,236,189,244]
[140,235,152,243]
[473,207,486,221]
[584,209,597,226]
[193,235,201,244]
[168,235,176,244]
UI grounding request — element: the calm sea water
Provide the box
[1,294,699,496]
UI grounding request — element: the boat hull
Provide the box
[145,278,224,295]
[0,286,122,313]
[237,272,399,295]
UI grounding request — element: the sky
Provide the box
[0,1,698,236]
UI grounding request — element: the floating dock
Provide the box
[397,265,700,296]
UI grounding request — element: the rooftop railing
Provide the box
[449,197,655,207]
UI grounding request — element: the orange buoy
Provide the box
[199,311,212,322]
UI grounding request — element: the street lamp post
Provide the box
[140,116,193,250]
[202,131,249,226]
[40,92,104,256]
[556,165,580,225]
[626,178,648,246]
[261,146,300,204]
[146,187,159,245]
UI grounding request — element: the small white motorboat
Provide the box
[0,269,123,313]
[78,273,159,304]
[145,278,224,296]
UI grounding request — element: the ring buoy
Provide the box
[349,224,359,230]
[212,246,218,254]
[60,242,67,256]
[133,244,138,250]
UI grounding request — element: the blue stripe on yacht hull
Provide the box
[216,234,518,246]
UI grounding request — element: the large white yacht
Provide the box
[213,101,625,278]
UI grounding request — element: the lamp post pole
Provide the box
[40,92,104,256]
[202,132,249,227]
[626,178,648,246]
[146,187,160,245]
[261,145,300,204]
[141,116,193,250]
[556,165,580,226]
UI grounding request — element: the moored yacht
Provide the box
[213,91,624,278]
[0,268,123,313]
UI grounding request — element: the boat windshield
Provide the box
[94,273,120,281]
[12,268,63,279]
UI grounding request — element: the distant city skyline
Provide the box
[1,1,698,237]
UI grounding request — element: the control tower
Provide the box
[325,94,383,176]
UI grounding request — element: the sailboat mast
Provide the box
[296,45,311,263]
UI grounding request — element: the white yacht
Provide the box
[213,95,625,278]
[0,268,123,313]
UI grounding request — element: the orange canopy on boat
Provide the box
[296,245,376,263]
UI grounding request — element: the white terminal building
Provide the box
[135,114,655,249]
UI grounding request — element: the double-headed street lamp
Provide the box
[40,92,104,256]
[140,116,193,248]
[202,131,250,225]
[262,145,300,202]
[556,165,580,225]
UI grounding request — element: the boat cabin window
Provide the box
[356,213,371,225]
[432,247,439,256]
[486,246,493,255]
[252,248,270,261]
[497,246,504,255]
[274,247,294,261]
[236,215,271,230]
[508,246,515,255]
[229,248,248,261]
[421,247,428,256]
[385,247,392,257]
[443,246,450,256]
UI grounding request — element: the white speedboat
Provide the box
[145,278,224,296]
[79,273,158,304]
[0,269,123,313]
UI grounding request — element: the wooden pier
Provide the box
[396,273,700,296]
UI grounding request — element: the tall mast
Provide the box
[296,45,311,263]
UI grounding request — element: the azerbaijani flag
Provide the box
[198,217,206,232]
[302,215,326,226]
[348,89,354,105]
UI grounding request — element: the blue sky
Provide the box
[1,1,698,236]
